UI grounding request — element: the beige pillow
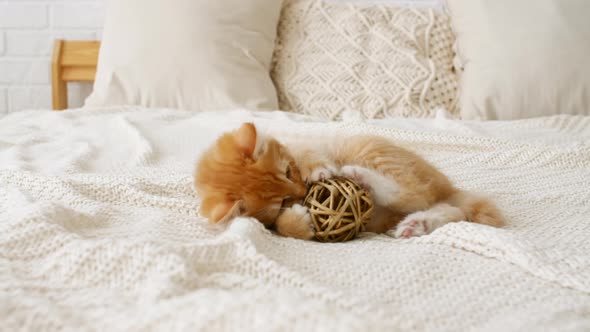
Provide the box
[271,0,459,120]
[85,0,282,111]
[446,0,590,120]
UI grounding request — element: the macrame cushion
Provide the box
[271,0,459,120]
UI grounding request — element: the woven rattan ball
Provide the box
[304,176,374,242]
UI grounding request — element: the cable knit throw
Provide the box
[1,107,590,331]
[271,0,459,120]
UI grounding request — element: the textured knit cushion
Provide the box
[271,0,459,120]
[85,0,282,111]
[446,0,590,120]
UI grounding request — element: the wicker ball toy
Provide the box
[304,176,374,242]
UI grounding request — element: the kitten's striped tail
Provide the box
[446,191,505,227]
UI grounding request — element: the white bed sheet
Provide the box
[1,107,589,331]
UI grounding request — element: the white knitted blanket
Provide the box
[1,107,589,331]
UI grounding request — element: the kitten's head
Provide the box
[195,123,307,226]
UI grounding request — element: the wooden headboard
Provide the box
[51,39,100,110]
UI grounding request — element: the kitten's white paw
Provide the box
[392,217,428,238]
[309,165,337,182]
[276,204,315,240]
[339,165,370,189]
[340,165,400,206]
[391,204,465,238]
[291,203,308,216]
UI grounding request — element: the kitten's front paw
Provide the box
[299,162,337,183]
[392,218,428,238]
[275,204,315,240]
[309,165,337,182]
[339,165,370,190]
[340,164,403,207]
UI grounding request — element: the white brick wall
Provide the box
[0,0,104,113]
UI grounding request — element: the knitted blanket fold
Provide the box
[1,107,589,331]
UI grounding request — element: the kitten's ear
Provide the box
[210,200,245,224]
[233,123,257,157]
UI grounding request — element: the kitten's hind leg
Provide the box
[339,165,400,206]
[390,203,465,238]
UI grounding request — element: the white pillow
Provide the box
[446,0,590,120]
[85,0,283,111]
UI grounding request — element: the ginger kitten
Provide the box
[195,123,504,240]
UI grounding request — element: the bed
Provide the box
[2,107,589,330]
[3,0,590,331]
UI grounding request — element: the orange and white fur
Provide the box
[195,123,504,240]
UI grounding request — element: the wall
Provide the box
[0,0,104,113]
[0,0,440,114]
